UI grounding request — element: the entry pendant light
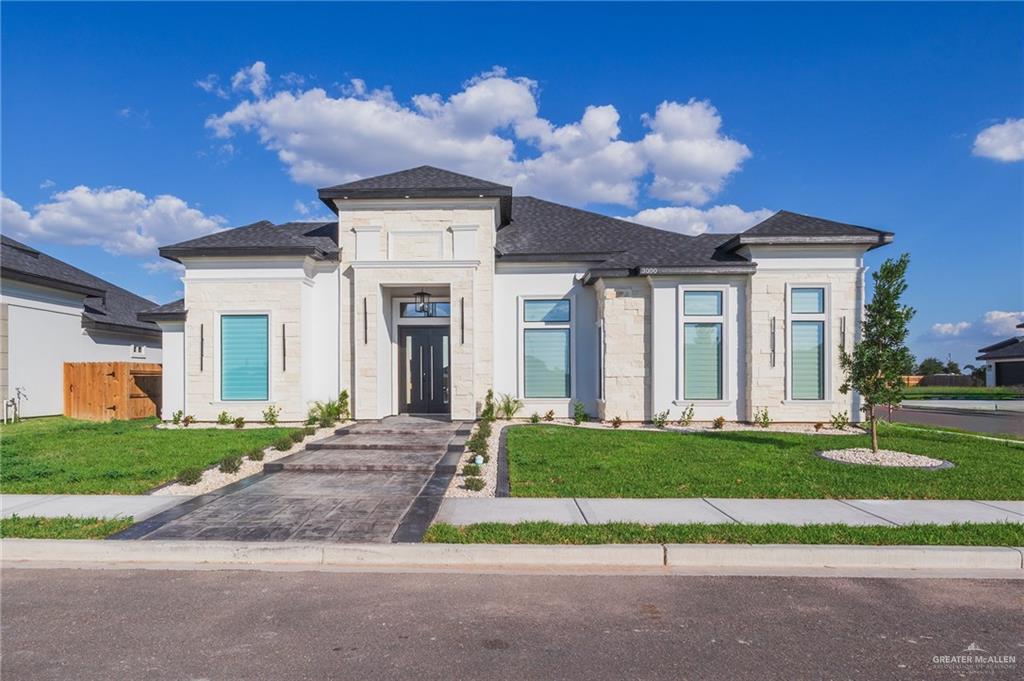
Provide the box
[414,290,431,314]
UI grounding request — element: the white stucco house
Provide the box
[1,236,163,418]
[976,322,1024,387]
[142,166,893,424]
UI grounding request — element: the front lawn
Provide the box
[425,521,1024,546]
[0,417,295,494]
[0,515,134,539]
[506,424,1024,499]
[902,385,1022,400]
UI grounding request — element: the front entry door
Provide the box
[399,326,450,414]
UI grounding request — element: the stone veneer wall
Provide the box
[595,278,651,422]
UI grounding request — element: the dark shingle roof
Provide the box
[1,236,160,335]
[160,221,338,262]
[721,210,893,251]
[137,298,185,323]
[977,337,1024,361]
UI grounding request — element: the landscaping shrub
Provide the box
[543,410,555,422]
[464,476,486,492]
[233,416,245,429]
[338,389,351,421]
[303,426,316,436]
[274,437,294,451]
[216,411,232,425]
[247,448,265,462]
[497,393,524,420]
[530,412,540,424]
[572,401,588,425]
[712,416,726,430]
[218,456,242,474]
[476,419,492,440]
[171,410,183,425]
[177,467,203,486]
[467,435,488,455]
[182,415,195,427]
[651,410,669,428]
[676,403,694,427]
[611,416,622,428]
[289,429,305,443]
[262,405,280,425]
[462,463,481,476]
[829,411,850,430]
[481,389,496,422]
[753,407,772,429]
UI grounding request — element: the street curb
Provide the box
[2,539,1021,571]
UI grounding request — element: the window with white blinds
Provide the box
[221,314,269,401]
[681,290,724,400]
[522,299,571,399]
[789,287,827,400]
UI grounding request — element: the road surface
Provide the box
[3,568,1021,680]
[876,405,1024,437]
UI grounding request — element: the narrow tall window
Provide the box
[522,299,571,398]
[790,287,826,400]
[682,290,723,400]
[221,314,269,401]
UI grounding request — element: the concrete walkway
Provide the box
[899,399,1024,412]
[435,497,1024,527]
[2,495,191,521]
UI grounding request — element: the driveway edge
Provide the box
[2,539,1021,573]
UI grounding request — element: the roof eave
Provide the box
[82,317,162,339]
[1,267,106,297]
[318,187,513,226]
[723,233,894,253]
[137,311,186,323]
[159,245,332,262]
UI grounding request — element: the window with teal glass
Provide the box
[524,329,570,398]
[523,299,570,323]
[791,288,824,314]
[684,323,722,400]
[791,321,824,400]
[684,291,722,316]
[221,314,269,401]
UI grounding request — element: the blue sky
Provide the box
[2,2,1021,366]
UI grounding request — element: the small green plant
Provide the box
[651,410,669,428]
[543,409,555,422]
[289,429,305,443]
[476,419,492,439]
[216,411,232,425]
[182,414,195,427]
[171,410,183,425]
[676,403,694,427]
[611,416,622,428]
[712,416,726,430]
[338,389,350,421]
[262,405,280,425]
[177,467,203,485]
[305,408,318,426]
[464,476,486,492]
[572,401,588,425]
[496,392,524,420]
[274,437,294,451]
[247,448,265,462]
[303,426,316,436]
[481,389,496,422]
[753,407,772,429]
[462,463,481,476]
[233,416,245,429]
[467,435,488,455]
[829,411,850,430]
[530,412,540,424]
[218,456,242,474]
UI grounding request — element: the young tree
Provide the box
[944,360,961,375]
[916,357,945,375]
[840,253,915,452]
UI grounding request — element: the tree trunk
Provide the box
[870,413,879,453]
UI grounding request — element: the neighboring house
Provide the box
[143,165,892,424]
[976,322,1024,386]
[1,236,163,417]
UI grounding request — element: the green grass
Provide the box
[884,420,1024,443]
[425,521,1024,546]
[506,423,1024,499]
[902,385,1022,400]
[0,417,296,494]
[0,515,134,539]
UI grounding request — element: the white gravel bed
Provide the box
[521,418,858,436]
[151,424,347,496]
[818,448,949,468]
[444,420,506,498]
[156,422,308,430]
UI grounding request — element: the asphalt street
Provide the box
[876,406,1024,436]
[3,568,1021,680]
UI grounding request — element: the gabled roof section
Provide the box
[976,337,1024,361]
[159,221,338,262]
[721,210,893,251]
[1,235,160,335]
[137,298,185,323]
[318,166,513,224]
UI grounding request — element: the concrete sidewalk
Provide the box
[1,495,191,521]
[435,497,1024,527]
[900,399,1024,412]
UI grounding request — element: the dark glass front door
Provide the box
[399,326,450,414]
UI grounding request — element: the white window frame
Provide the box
[517,296,575,402]
[785,283,831,402]
[214,310,273,404]
[677,285,730,404]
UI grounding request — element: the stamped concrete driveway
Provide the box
[120,417,466,543]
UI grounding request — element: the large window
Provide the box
[522,299,571,398]
[221,314,269,401]
[681,290,723,400]
[790,287,826,400]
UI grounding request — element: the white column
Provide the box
[649,279,677,416]
[157,321,185,420]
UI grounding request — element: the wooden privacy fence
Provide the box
[64,362,162,421]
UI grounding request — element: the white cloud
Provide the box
[931,321,971,337]
[981,310,1024,336]
[39,179,55,189]
[624,204,773,236]
[2,187,226,257]
[142,259,185,274]
[195,74,228,99]
[972,118,1024,162]
[292,199,332,220]
[205,64,752,208]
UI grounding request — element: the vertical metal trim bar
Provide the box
[200,324,204,372]
[418,345,424,400]
[430,343,435,401]
[840,316,846,352]
[769,316,776,368]
[282,323,287,371]
[363,297,367,345]
[460,297,465,344]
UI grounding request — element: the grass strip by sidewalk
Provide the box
[0,515,134,539]
[424,521,1024,547]
[883,421,1024,443]
[901,386,1022,400]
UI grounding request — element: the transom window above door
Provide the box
[399,302,451,318]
